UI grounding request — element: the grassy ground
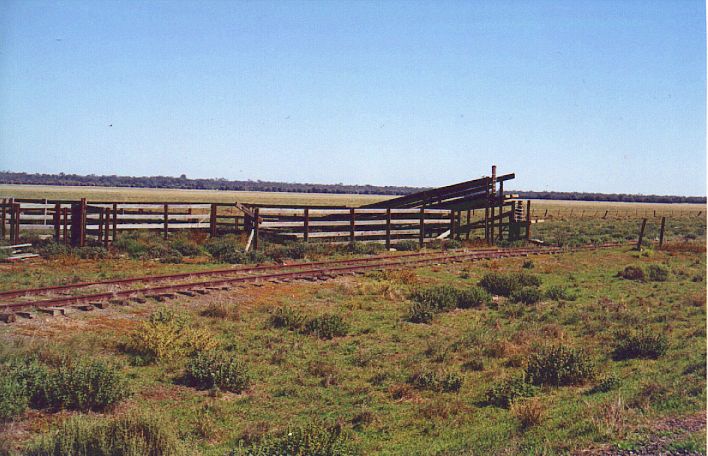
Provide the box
[0,244,705,455]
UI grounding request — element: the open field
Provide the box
[0,244,705,455]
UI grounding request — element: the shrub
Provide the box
[545,285,578,301]
[483,375,538,408]
[522,260,534,269]
[26,413,187,456]
[511,397,545,429]
[0,367,29,421]
[169,236,203,256]
[478,272,541,296]
[410,285,459,313]
[266,242,308,261]
[408,368,462,392]
[31,359,129,412]
[526,345,595,386]
[346,242,385,255]
[406,301,435,324]
[612,330,668,360]
[396,240,420,251]
[647,264,669,282]
[588,374,621,394]
[269,306,307,331]
[125,308,218,364]
[303,314,349,339]
[36,241,71,259]
[510,286,543,305]
[184,351,250,393]
[233,422,356,456]
[456,287,492,309]
[619,265,645,281]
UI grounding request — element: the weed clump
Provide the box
[647,264,669,282]
[184,351,250,393]
[456,287,492,309]
[406,301,435,324]
[124,308,218,364]
[588,374,621,394]
[26,413,187,456]
[511,397,545,429]
[478,272,541,296]
[269,306,307,331]
[545,285,578,301]
[408,368,463,393]
[233,422,356,456]
[303,314,349,339]
[510,286,543,305]
[346,242,385,255]
[200,301,240,321]
[483,375,538,408]
[409,285,459,312]
[619,265,645,281]
[526,345,595,386]
[1,358,129,418]
[612,330,668,360]
[395,240,420,251]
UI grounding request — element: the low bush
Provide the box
[395,240,420,251]
[619,265,645,281]
[0,367,30,421]
[265,241,308,261]
[510,286,543,305]
[124,308,219,364]
[75,246,109,259]
[478,272,541,296]
[269,306,307,331]
[588,374,621,394]
[26,413,187,456]
[647,264,669,282]
[30,359,130,412]
[406,301,435,324]
[545,285,578,301]
[233,422,357,456]
[303,314,349,339]
[612,330,668,360]
[169,236,203,256]
[483,375,538,408]
[522,260,534,269]
[346,242,385,255]
[409,285,459,313]
[184,351,250,393]
[35,241,71,259]
[456,287,492,309]
[526,345,595,386]
[408,368,462,392]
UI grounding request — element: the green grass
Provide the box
[0,245,705,454]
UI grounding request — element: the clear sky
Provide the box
[0,0,705,195]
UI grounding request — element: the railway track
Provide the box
[0,243,624,317]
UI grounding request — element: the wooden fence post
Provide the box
[8,200,14,242]
[80,198,87,247]
[13,203,21,243]
[1,198,6,240]
[98,208,104,243]
[484,180,490,244]
[385,208,391,249]
[104,208,111,247]
[525,200,531,241]
[636,218,647,250]
[53,203,61,241]
[449,210,455,241]
[659,217,666,248]
[466,209,471,240]
[350,208,356,244]
[497,181,504,241]
[234,203,239,233]
[210,204,218,237]
[303,208,309,242]
[62,208,68,245]
[419,207,425,247]
[163,204,169,239]
[112,203,118,241]
[253,208,259,250]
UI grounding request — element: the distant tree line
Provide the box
[0,171,704,204]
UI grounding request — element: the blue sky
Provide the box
[0,0,705,195]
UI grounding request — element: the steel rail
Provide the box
[0,247,516,299]
[0,243,623,312]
